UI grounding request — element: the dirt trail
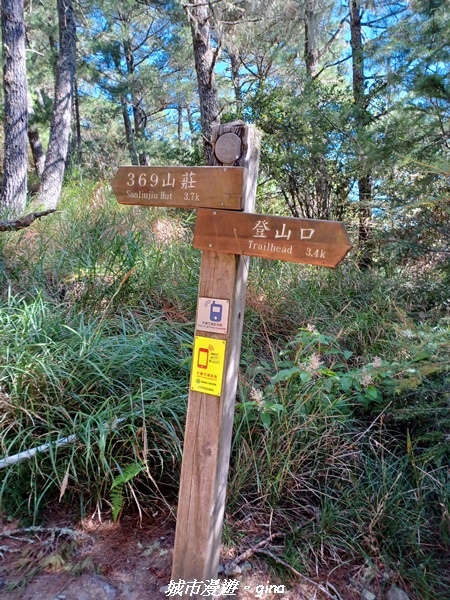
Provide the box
[0,512,340,600]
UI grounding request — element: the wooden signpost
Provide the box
[111,166,245,210]
[111,121,352,598]
[194,209,352,268]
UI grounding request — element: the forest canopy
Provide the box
[0,0,448,265]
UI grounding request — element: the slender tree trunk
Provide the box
[350,0,372,267]
[37,0,76,210]
[27,91,46,178]
[358,175,372,261]
[186,105,195,139]
[304,0,319,78]
[177,104,184,143]
[121,97,139,165]
[123,37,149,165]
[303,1,332,220]
[1,0,28,216]
[350,0,365,109]
[187,0,220,164]
[229,50,243,117]
[110,40,139,165]
[28,128,46,178]
[73,78,82,166]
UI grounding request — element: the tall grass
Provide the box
[0,182,198,516]
[230,302,449,598]
[0,291,193,517]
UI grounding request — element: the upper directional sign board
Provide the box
[194,209,352,268]
[111,166,245,210]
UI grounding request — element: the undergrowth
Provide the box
[0,179,449,597]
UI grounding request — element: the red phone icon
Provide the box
[197,348,209,369]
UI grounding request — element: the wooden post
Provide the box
[171,122,260,587]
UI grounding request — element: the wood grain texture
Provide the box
[111,166,245,210]
[171,122,260,590]
[194,209,353,268]
[214,132,242,165]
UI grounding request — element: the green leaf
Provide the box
[320,367,337,377]
[271,366,301,383]
[340,377,353,392]
[111,487,124,522]
[411,353,432,362]
[343,350,353,359]
[357,393,370,409]
[364,386,381,401]
[111,462,144,489]
[260,411,272,429]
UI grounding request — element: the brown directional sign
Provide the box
[111,166,245,210]
[193,209,352,267]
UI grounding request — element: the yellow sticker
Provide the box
[190,336,227,397]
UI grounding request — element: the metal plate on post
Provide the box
[196,298,230,335]
[190,336,227,397]
[214,132,242,165]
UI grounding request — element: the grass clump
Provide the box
[0,181,200,518]
[230,318,450,597]
[0,295,193,517]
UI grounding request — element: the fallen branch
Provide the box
[223,534,341,600]
[256,549,342,600]
[0,209,56,232]
[0,525,87,543]
[223,532,285,575]
[0,434,77,469]
[0,417,127,469]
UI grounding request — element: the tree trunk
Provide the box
[187,0,220,164]
[27,91,46,178]
[37,0,76,210]
[1,0,28,216]
[121,97,139,165]
[350,0,373,267]
[358,175,372,267]
[229,50,243,117]
[304,0,319,78]
[123,36,149,166]
[186,105,195,139]
[177,104,183,143]
[28,128,46,178]
[350,0,365,109]
[73,78,82,166]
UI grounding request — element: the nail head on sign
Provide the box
[214,133,242,165]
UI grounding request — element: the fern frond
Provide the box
[111,462,144,489]
[111,486,124,522]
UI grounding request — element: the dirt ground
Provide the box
[0,506,352,600]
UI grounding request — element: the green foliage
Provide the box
[0,290,192,517]
[231,321,450,596]
[248,81,354,221]
[0,183,199,516]
[110,462,145,521]
[231,256,449,596]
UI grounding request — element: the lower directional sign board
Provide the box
[111,166,245,210]
[194,209,352,268]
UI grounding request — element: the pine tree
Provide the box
[1,0,28,216]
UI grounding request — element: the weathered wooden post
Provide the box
[171,122,261,586]
[110,121,352,597]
